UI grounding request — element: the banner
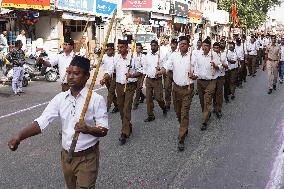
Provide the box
[174,1,188,17]
[58,0,94,14]
[122,0,152,10]
[95,0,117,16]
[1,0,50,10]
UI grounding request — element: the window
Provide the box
[64,20,87,32]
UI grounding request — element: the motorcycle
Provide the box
[27,50,59,82]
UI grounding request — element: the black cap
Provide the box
[179,36,189,43]
[171,38,178,44]
[151,40,158,45]
[236,38,241,43]
[70,55,90,73]
[118,39,128,45]
[203,38,211,46]
[106,43,114,49]
[64,37,74,46]
[213,42,220,47]
[136,43,142,47]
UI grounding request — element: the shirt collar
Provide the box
[64,86,88,99]
[63,51,75,57]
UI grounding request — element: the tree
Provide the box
[218,0,282,29]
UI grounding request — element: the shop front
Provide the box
[172,1,189,35]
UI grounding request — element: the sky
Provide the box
[269,1,284,22]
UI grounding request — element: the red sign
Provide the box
[122,0,152,10]
[1,0,50,10]
[188,10,203,24]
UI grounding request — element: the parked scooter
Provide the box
[27,50,59,82]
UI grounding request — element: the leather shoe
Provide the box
[201,123,207,131]
[111,106,119,113]
[216,112,222,119]
[231,95,235,100]
[144,116,155,122]
[178,141,185,151]
[119,134,127,145]
[163,108,168,117]
[273,84,276,90]
[267,89,272,94]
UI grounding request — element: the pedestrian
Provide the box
[163,38,179,110]
[225,42,238,100]
[38,37,75,92]
[100,39,143,145]
[235,38,246,87]
[8,56,109,189]
[193,38,219,130]
[143,40,167,122]
[133,43,146,110]
[159,36,194,151]
[213,42,228,118]
[278,37,284,84]
[6,40,25,95]
[101,43,119,113]
[0,30,8,54]
[246,35,258,77]
[16,30,27,52]
[263,35,281,94]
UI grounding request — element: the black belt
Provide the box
[174,82,193,89]
[63,142,99,157]
[199,79,214,81]
[117,82,137,85]
[147,77,161,80]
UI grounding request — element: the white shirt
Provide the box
[246,42,258,55]
[164,48,179,70]
[35,87,108,152]
[133,53,145,70]
[16,34,27,51]
[280,45,284,61]
[143,52,162,78]
[164,51,193,86]
[50,51,75,83]
[264,37,271,48]
[257,38,265,49]
[160,45,171,64]
[101,54,114,73]
[0,34,8,47]
[215,51,228,77]
[107,53,142,84]
[235,44,245,61]
[227,50,238,70]
[191,48,202,63]
[194,51,219,80]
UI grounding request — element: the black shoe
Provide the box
[178,141,185,151]
[111,106,119,113]
[119,134,127,145]
[163,108,168,117]
[238,85,243,89]
[243,79,246,83]
[248,74,252,76]
[273,85,276,90]
[201,123,207,131]
[268,89,273,94]
[165,105,170,110]
[216,112,222,119]
[144,116,155,122]
[133,105,138,110]
[231,95,235,100]
[209,112,212,119]
[252,74,256,77]
[129,125,132,136]
[225,98,229,103]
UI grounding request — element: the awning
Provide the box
[1,0,50,10]
[151,12,172,20]
[62,12,96,21]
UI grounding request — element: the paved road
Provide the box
[1,70,284,189]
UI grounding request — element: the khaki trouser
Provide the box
[133,75,145,107]
[173,83,194,141]
[116,82,137,136]
[164,70,173,107]
[267,60,278,89]
[248,55,257,75]
[213,76,225,113]
[230,68,238,95]
[146,77,166,117]
[238,60,247,82]
[61,143,99,189]
[224,71,231,100]
[105,75,117,111]
[197,79,216,124]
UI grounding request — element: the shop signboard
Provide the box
[58,0,94,14]
[188,10,203,24]
[121,0,152,10]
[152,0,170,14]
[95,0,117,17]
[1,0,50,10]
[174,1,188,17]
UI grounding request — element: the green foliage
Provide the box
[218,0,282,29]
